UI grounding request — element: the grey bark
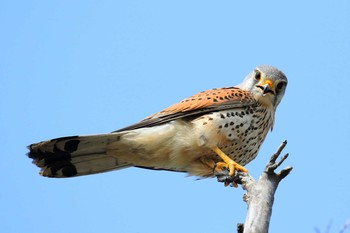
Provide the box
[235,140,293,233]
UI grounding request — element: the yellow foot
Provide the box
[211,146,248,176]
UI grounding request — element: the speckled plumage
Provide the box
[28,65,287,179]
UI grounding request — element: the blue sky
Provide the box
[1,1,350,233]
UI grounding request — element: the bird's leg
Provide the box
[211,146,248,176]
[201,149,248,187]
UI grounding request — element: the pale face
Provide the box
[237,65,288,109]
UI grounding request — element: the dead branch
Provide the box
[214,140,292,232]
[237,140,293,233]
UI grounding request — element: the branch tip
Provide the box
[275,140,287,155]
[266,141,289,172]
[277,166,293,180]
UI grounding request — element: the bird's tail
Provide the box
[27,133,131,178]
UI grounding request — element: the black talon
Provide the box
[213,166,243,187]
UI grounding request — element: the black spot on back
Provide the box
[48,160,71,176]
[43,146,71,166]
[61,164,78,177]
[64,140,80,153]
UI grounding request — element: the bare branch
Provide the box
[266,140,288,173]
[214,140,293,233]
[276,165,293,180]
[240,140,292,233]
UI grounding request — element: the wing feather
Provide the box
[114,87,256,132]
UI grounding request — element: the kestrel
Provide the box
[27,65,287,185]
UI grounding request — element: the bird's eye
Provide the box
[276,82,285,90]
[254,70,261,81]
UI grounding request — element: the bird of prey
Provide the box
[27,65,287,185]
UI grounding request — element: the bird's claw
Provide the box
[213,163,245,187]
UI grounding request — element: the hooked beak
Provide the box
[257,79,275,96]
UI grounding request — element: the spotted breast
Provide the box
[191,104,274,169]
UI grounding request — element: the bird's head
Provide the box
[237,65,288,110]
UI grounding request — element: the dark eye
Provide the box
[254,70,261,81]
[276,82,285,90]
